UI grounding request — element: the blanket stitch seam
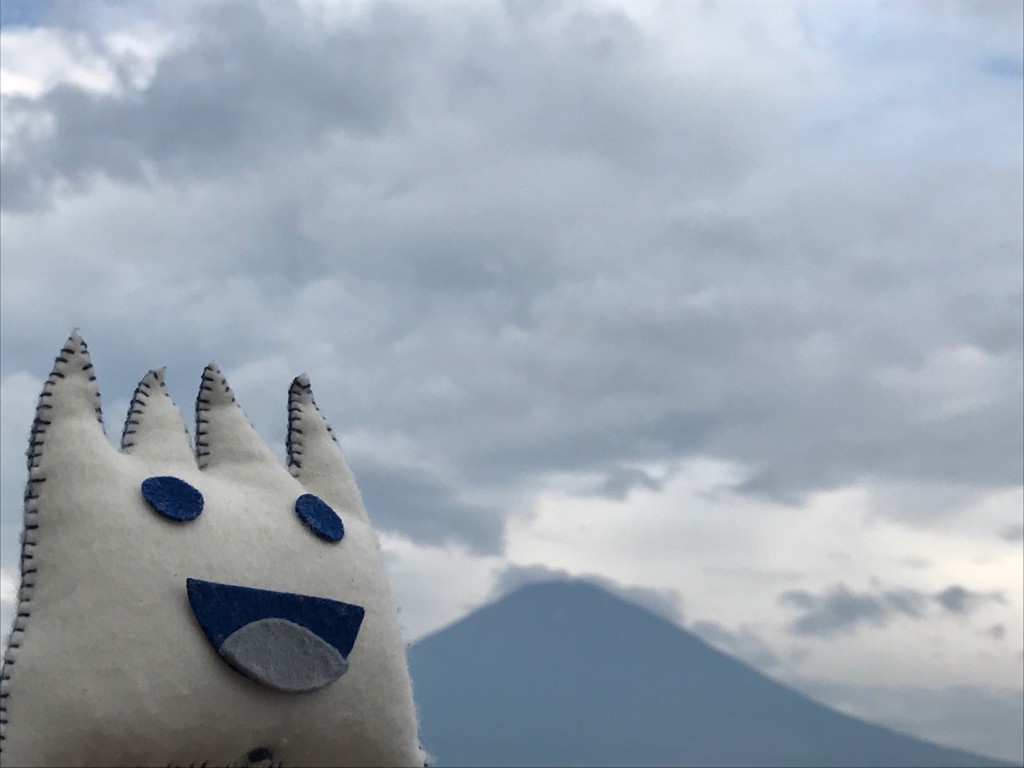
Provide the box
[0,335,104,754]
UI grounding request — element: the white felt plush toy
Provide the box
[0,332,425,767]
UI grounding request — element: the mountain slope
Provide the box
[408,580,1010,767]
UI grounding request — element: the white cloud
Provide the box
[875,344,1024,420]
[380,533,504,641]
[0,20,173,156]
[0,28,120,97]
[505,464,1024,689]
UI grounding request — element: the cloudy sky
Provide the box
[1,0,1021,761]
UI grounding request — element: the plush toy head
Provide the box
[0,332,424,767]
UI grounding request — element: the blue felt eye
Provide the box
[141,476,204,522]
[295,493,344,542]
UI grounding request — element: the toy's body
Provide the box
[0,333,424,767]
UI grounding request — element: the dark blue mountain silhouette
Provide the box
[408,580,1010,767]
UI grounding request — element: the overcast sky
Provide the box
[1,0,1022,762]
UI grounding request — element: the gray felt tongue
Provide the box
[219,618,348,693]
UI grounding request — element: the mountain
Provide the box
[407,580,1010,767]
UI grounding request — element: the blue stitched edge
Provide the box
[285,377,308,473]
[121,371,193,453]
[196,365,246,468]
[121,375,151,450]
[195,366,215,467]
[286,377,339,479]
[0,333,103,754]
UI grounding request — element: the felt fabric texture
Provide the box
[0,332,424,767]
[185,578,364,660]
[294,493,344,542]
[141,475,205,522]
[218,618,348,694]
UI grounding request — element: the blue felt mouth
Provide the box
[186,578,365,693]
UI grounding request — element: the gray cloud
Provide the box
[779,584,927,637]
[353,461,505,554]
[593,465,666,501]
[933,585,1005,616]
[999,523,1024,543]
[780,582,1010,637]
[0,0,1021,559]
[1,0,425,211]
[1,0,775,213]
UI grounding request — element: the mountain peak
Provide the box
[409,579,1010,767]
